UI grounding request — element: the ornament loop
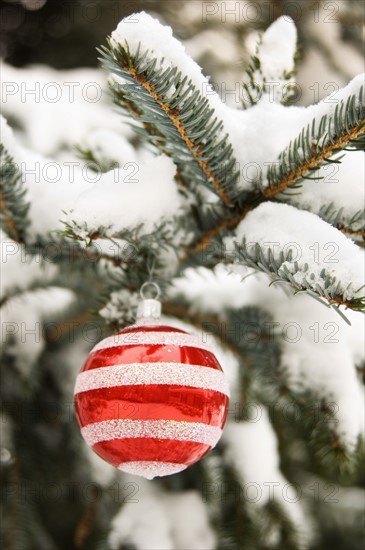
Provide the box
[137,281,162,322]
[140,281,161,301]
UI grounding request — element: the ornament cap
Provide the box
[136,298,161,323]
[137,282,161,323]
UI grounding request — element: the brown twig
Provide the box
[185,205,252,256]
[185,123,365,257]
[164,302,245,356]
[45,311,95,343]
[124,66,233,207]
[264,123,365,199]
[338,227,365,238]
[0,191,20,242]
[74,487,100,548]
[163,302,220,327]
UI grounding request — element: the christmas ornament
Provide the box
[74,283,229,479]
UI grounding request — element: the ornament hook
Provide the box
[140,281,161,301]
[137,282,161,322]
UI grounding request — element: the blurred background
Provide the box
[1,0,364,97]
[2,0,364,157]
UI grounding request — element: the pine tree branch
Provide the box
[130,67,233,203]
[74,145,118,173]
[186,92,365,257]
[0,191,20,241]
[241,16,298,109]
[0,144,30,243]
[266,86,364,192]
[70,247,124,266]
[186,207,365,259]
[74,487,100,548]
[163,301,221,328]
[265,122,365,199]
[101,38,364,270]
[339,227,365,237]
[234,240,365,317]
[44,310,95,343]
[28,232,148,269]
[3,459,20,550]
[316,202,365,237]
[61,218,180,278]
[99,41,239,206]
[166,302,361,475]
[185,205,253,256]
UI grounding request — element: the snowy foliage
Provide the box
[235,202,365,302]
[1,231,75,374]
[109,483,215,550]
[99,289,139,326]
[241,16,298,106]
[1,63,131,156]
[287,151,365,230]
[171,266,364,450]
[1,6,364,550]
[224,409,312,548]
[69,156,181,235]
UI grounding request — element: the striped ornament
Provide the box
[74,324,229,479]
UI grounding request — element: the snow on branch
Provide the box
[0,118,30,243]
[100,11,240,206]
[177,70,364,258]
[283,151,365,237]
[171,266,364,456]
[1,63,128,157]
[224,410,311,548]
[265,78,364,197]
[67,156,181,235]
[108,483,215,550]
[74,128,137,174]
[1,231,57,303]
[1,232,75,375]
[62,216,180,304]
[1,115,181,256]
[233,203,365,315]
[242,16,298,108]
[0,117,93,241]
[0,144,30,243]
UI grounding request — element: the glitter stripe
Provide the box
[81,419,222,447]
[74,362,230,396]
[91,332,211,353]
[117,461,187,479]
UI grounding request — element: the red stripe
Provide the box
[92,438,211,467]
[75,385,229,427]
[82,344,222,372]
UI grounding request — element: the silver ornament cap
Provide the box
[136,298,161,322]
[136,281,162,323]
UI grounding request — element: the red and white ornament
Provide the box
[74,294,229,479]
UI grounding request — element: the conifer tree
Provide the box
[1,10,364,550]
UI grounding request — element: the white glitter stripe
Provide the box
[81,419,222,447]
[91,331,212,353]
[74,362,230,396]
[117,461,187,479]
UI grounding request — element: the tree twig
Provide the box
[265,123,365,198]
[123,66,234,206]
[0,191,20,242]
